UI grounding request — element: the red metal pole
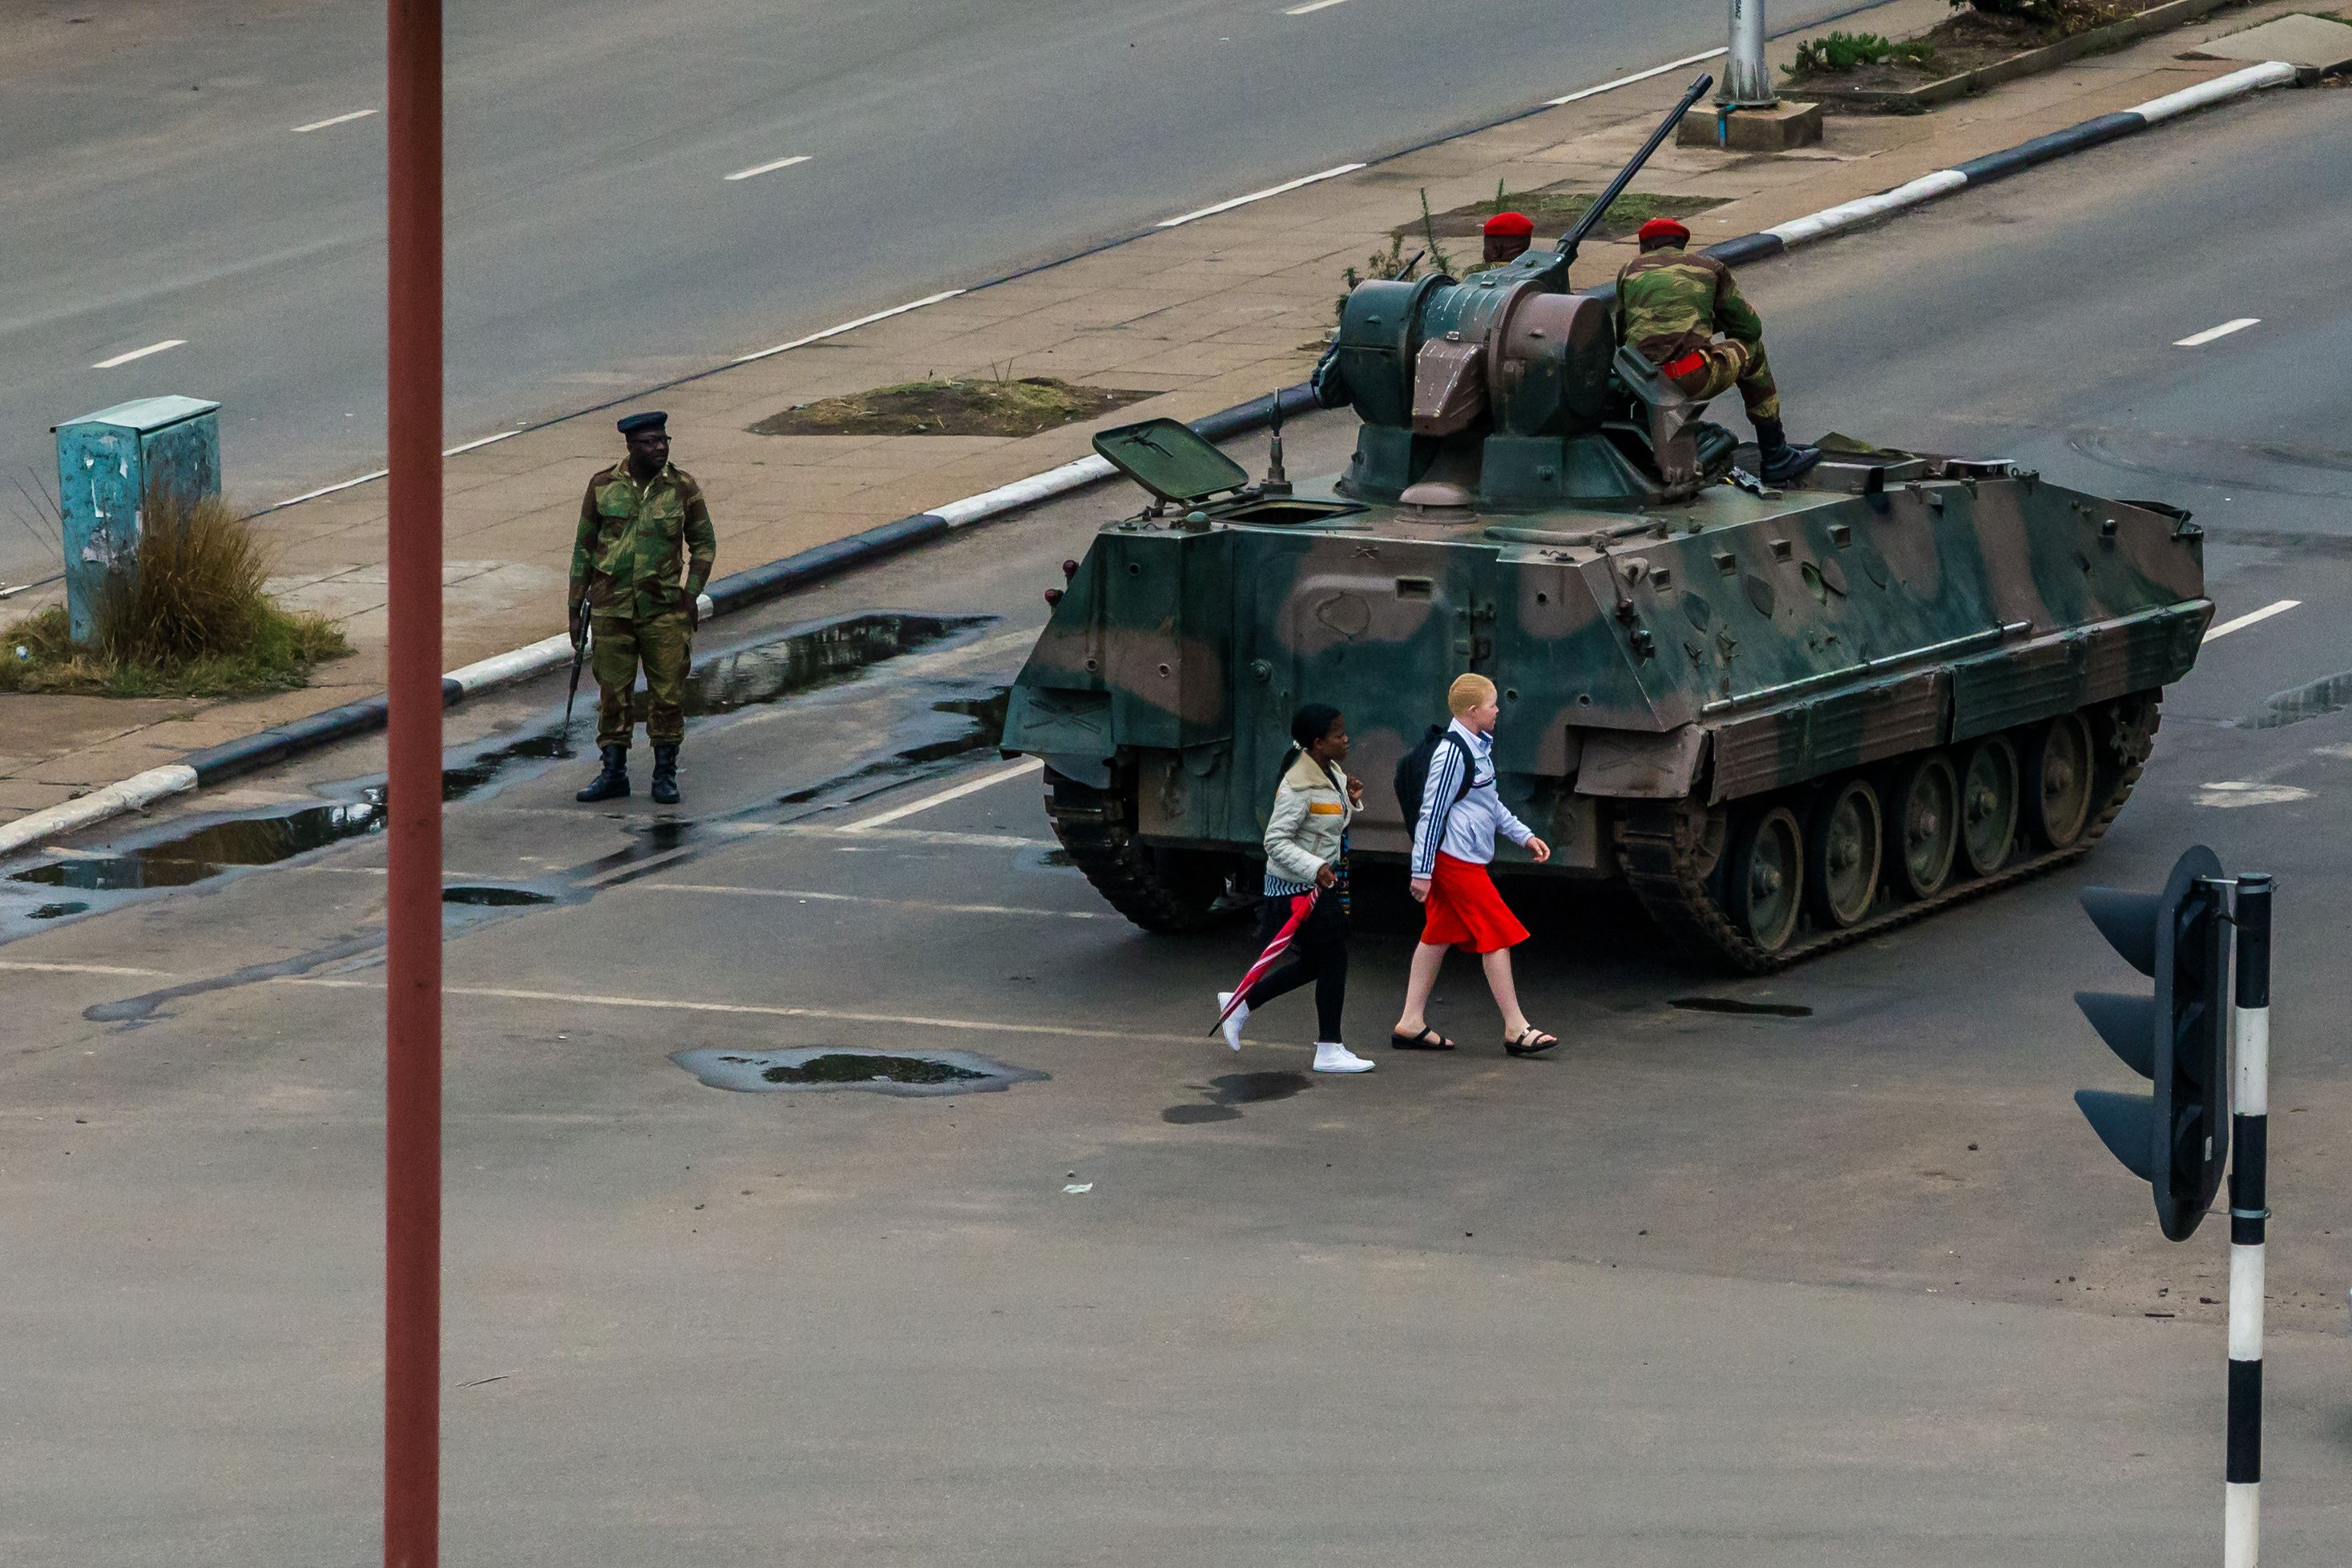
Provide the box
[384,2,442,1566]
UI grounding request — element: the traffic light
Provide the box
[2073,845,2232,1241]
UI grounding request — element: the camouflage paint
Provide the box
[1003,264,2210,899]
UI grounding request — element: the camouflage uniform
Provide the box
[1614,247,1781,421]
[570,461,716,749]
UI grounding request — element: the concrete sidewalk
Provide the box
[0,0,2308,825]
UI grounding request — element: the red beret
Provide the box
[1637,216,1691,246]
[1482,211,1535,238]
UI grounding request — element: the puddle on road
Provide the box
[4,613,1003,930]
[1670,997,1813,1019]
[673,1046,1046,1097]
[776,684,1011,806]
[1163,1070,1313,1124]
[686,613,987,715]
[441,885,556,907]
[13,800,389,892]
[2247,670,2352,730]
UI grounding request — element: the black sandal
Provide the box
[1504,1026,1560,1057]
[1390,1026,1457,1051]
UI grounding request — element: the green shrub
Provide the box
[1788,30,1944,75]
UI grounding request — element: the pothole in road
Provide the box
[30,901,87,920]
[672,1046,1047,1097]
[1669,997,1814,1018]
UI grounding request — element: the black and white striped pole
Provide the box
[2225,873,2271,1568]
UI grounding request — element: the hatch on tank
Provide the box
[1092,418,1249,505]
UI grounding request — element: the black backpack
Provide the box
[1393,725,1473,828]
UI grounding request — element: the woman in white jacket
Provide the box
[1217,703,1375,1074]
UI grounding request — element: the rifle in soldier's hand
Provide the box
[562,595,591,756]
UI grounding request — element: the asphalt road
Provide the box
[4,85,2352,1567]
[0,0,1881,589]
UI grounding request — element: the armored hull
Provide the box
[1001,219,2206,968]
[1001,420,2206,970]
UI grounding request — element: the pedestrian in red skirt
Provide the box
[1390,672,1560,1057]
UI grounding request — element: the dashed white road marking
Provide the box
[0,960,178,978]
[1547,47,1727,106]
[1158,163,1366,228]
[1283,0,1349,13]
[845,757,1044,832]
[638,882,1113,919]
[91,339,186,369]
[724,153,811,182]
[734,291,966,365]
[292,108,377,134]
[779,824,1052,849]
[280,977,1204,1046]
[2175,318,2260,348]
[2196,782,2313,808]
[2203,599,2299,643]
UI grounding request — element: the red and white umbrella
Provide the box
[1209,889,1317,1034]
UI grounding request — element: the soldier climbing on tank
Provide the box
[1616,216,1821,486]
[570,409,716,806]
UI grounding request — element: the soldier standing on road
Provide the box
[570,410,716,806]
[1616,216,1821,486]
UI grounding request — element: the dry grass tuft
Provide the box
[0,487,349,698]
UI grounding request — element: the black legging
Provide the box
[1241,891,1349,1043]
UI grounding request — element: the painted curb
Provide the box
[0,59,2302,860]
[1703,61,2297,264]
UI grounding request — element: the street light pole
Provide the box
[384,2,443,1566]
[1722,0,1777,110]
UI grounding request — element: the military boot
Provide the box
[650,744,681,806]
[1754,417,1823,486]
[575,745,630,802]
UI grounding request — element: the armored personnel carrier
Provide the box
[999,83,2209,971]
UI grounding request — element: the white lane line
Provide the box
[91,339,186,369]
[292,108,377,134]
[2203,599,2299,643]
[734,290,966,365]
[2176,318,2259,348]
[279,977,1204,1046]
[1547,47,1727,106]
[844,757,1045,832]
[638,883,1114,920]
[1284,0,1349,12]
[782,824,1052,849]
[1157,163,1367,228]
[0,960,179,978]
[444,430,522,456]
[724,153,811,182]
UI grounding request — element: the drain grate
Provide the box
[673,1046,1046,1097]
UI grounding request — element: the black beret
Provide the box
[615,409,668,436]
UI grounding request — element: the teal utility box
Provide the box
[54,395,222,645]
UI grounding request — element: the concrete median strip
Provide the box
[0,58,2310,865]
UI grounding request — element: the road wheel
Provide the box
[1729,804,1805,954]
[1044,768,1243,933]
[2023,711,2096,849]
[1958,736,2020,877]
[1805,778,1882,929]
[1887,752,1959,901]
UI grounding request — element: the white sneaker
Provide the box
[1217,992,1249,1051]
[1313,1042,1375,1074]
